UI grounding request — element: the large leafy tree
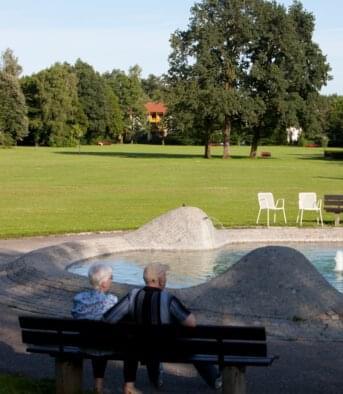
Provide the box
[325,95,343,147]
[74,59,123,143]
[103,82,124,142]
[168,0,254,158]
[142,74,167,102]
[104,65,146,142]
[20,74,44,145]
[167,0,330,157]
[0,48,28,145]
[21,63,87,146]
[244,0,330,156]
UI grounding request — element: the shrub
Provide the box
[324,149,343,160]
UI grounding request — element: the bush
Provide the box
[165,133,199,145]
[324,149,343,160]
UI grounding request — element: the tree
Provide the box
[20,74,44,145]
[168,0,255,158]
[244,0,331,156]
[167,0,330,157]
[21,63,87,146]
[74,59,108,143]
[104,65,146,142]
[1,48,22,77]
[325,95,343,147]
[103,82,124,141]
[74,59,123,144]
[0,48,28,145]
[142,74,167,102]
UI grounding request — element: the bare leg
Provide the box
[94,377,103,394]
[123,382,142,394]
[123,360,142,394]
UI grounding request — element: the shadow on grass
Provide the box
[287,153,343,163]
[55,151,250,160]
[315,176,343,181]
[286,154,325,161]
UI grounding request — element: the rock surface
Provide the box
[124,206,229,250]
[180,246,343,340]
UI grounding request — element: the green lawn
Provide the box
[0,144,342,237]
[0,374,54,394]
[0,373,95,394]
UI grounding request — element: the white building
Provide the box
[286,127,302,143]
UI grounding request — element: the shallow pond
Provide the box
[68,243,343,292]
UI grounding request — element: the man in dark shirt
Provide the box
[104,263,220,394]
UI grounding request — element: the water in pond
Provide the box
[68,243,343,292]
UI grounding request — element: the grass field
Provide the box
[0,373,95,394]
[0,374,54,394]
[0,144,342,238]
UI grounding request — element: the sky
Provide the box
[0,0,342,95]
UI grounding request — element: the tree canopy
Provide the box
[167,0,331,157]
[104,65,146,142]
[21,63,87,146]
[0,48,28,145]
[0,3,338,151]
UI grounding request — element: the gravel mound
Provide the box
[181,246,343,339]
[124,206,228,250]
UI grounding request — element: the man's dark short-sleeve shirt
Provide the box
[103,286,191,325]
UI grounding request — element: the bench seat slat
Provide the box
[27,346,275,367]
[22,330,268,357]
[325,207,343,213]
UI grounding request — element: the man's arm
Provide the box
[103,294,130,323]
[170,296,197,327]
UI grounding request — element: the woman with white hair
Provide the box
[71,263,118,394]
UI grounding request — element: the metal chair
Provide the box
[296,192,323,227]
[256,192,287,227]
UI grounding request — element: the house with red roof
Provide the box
[144,102,167,125]
[144,102,168,143]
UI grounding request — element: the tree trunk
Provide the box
[223,115,231,159]
[204,141,212,159]
[250,129,260,158]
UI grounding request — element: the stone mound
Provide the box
[185,246,343,323]
[124,206,228,250]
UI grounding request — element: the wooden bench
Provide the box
[304,143,320,148]
[260,151,271,158]
[97,140,112,146]
[324,195,343,226]
[19,316,277,394]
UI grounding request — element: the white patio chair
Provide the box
[256,192,287,227]
[296,192,323,227]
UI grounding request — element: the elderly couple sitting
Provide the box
[71,262,221,394]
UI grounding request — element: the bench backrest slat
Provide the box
[19,316,270,364]
[324,195,343,205]
[19,317,266,341]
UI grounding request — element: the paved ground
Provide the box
[0,231,343,393]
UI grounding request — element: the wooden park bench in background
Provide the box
[260,151,271,158]
[19,316,277,394]
[304,143,320,148]
[97,140,112,146]
[324,195,343,226]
